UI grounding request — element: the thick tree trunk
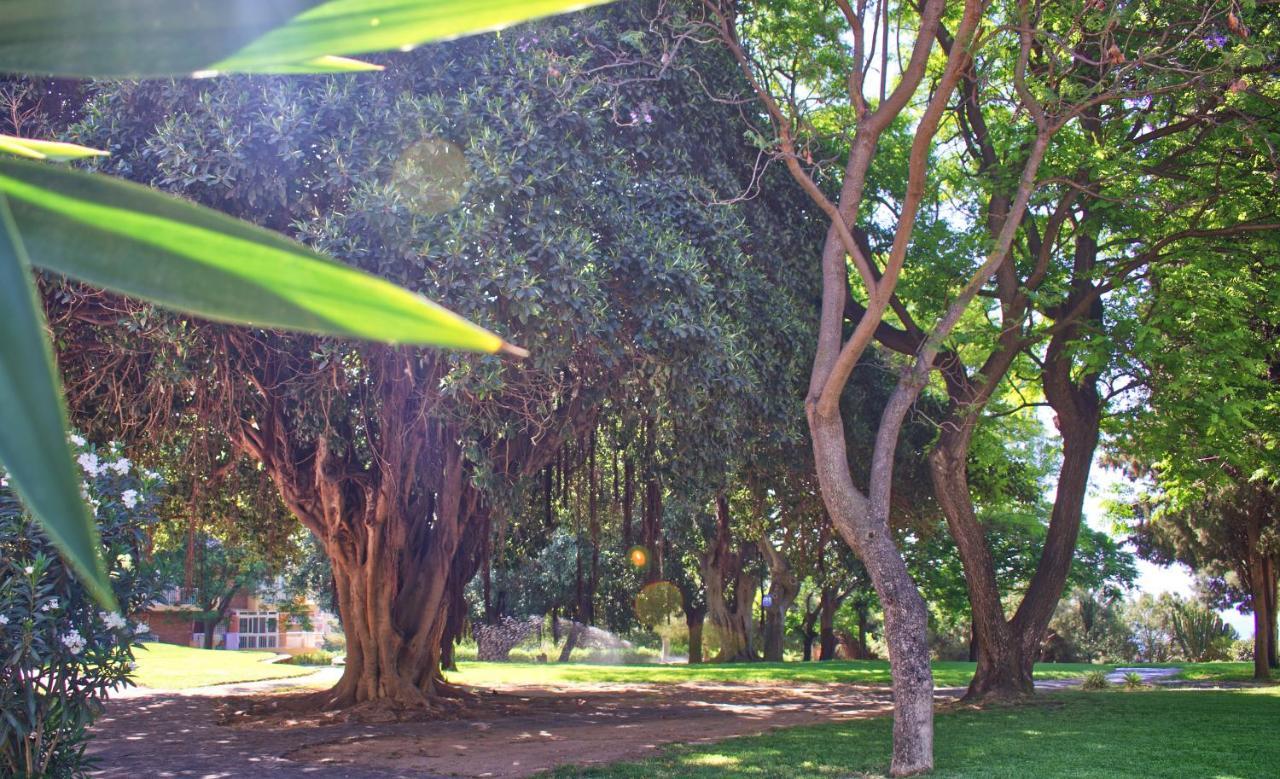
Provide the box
[704,555,758,662]
[313,436,475,709]
[326,552,449,706]
[226,345,598,711]
[703,497,757,662]
[759,538,800,662]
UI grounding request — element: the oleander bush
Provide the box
[0,438,161,777]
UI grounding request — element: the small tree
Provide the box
[1167,598,1236,663]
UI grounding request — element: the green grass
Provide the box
[554,686,1280,778]
[130,642,316,689]
[1175,662,1277,684]
[447,659,1110,689]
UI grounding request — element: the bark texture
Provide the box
[225,346,592,708]
[703,496,758,662]
[759,537,800,662]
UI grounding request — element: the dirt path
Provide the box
[89,677,910,778]
[90,669,1156,778]
[287,680,906,777]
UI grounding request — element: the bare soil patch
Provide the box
[285,680,897,777]
[91,676,902,778]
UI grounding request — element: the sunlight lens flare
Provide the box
[634,580,683,628]
[627,545,649,569]
[390,137,470,215]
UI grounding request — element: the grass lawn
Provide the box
[554,686,1280,778]
[1175,662,1274,684]
[448,659,1111,688]
[130,642,315,689]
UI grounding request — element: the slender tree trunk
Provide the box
[819,586,838,661]
[1265,558,1277,669]
[558,623,582,663]
[200,587,239,651]
[686,609,705,664]
[936,321,1101,702]
[622,458,634,549]
[931,429,1030,699]
[856,602,871,659]
[810,392,935,774]
[1253,609,1270,681]
[801,602,819,661]
[644,476,664,583]
[1247,545,1272,681]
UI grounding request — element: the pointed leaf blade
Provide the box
[0,135,110,161]
[0,193,115,608]
[0,159,509,353]
[217,0,614,72]
[0,0,611,78]
[0,1,320,78]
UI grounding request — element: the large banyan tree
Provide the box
[47,4,819,707]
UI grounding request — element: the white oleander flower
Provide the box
[0,614,9,625]
[69,433,86,446]
[42,598,59,612]
[61,629,86,655]
[23,566,33,575]
[110,457,131,476]
[100,611,128,630]
[132,621,150,635]
[76,452,101,477]
[120,489,138,509]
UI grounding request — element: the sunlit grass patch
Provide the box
[555,687,1280,778]
[130,642,314,690]
[447,659,1111,689]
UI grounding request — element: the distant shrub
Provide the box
[321,633,346,653]
[1229,639,1253,662]
[1081,670,1110,690]
[287,650,335,666]
[1122,671,1145,690]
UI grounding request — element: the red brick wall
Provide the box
[145,610,194,647]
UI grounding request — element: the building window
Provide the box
[236,611,279,649]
